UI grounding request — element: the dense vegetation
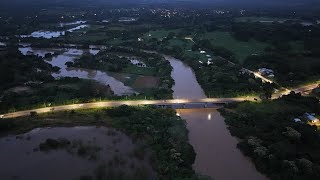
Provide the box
[312,85,320,98]
[1,5,319,94]
[220,93,320,179]
[0,106,210,180]
[0,46,58,93]
[0,77,114,113]
[131,37,266,97]
[71,52,130,72]
[181,56,264,97]
[232,22,320,86]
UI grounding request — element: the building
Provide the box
[258,68,275,78]
[304,113,320,123]
[293,118,302,123]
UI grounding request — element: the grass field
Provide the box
[184,51,209,61]
[143,29,182,39]
[122,66,157,76]
[59,25,109,42]
[198,31,268,63]
[109,71,160,91]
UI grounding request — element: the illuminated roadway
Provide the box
[272,82,319,99]
[0,98,254,119]
[0,82,318,119]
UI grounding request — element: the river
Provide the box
[17,45,266,179]
[165,55,267,180]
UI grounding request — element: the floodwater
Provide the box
[165,55,206,99]
[0,126,155,180]
[59,20,87,27]
[19,47,136,95]
[168,55,267,180]
[20,24,89,39]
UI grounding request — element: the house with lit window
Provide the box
[304,113,320,123]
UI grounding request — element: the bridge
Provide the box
[1,81,318,119]
[0,97,254,119]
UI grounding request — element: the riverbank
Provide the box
[219,93,320,180]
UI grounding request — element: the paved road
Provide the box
[1,82,318,119]
[0,98,253,119]
[272,83,319,99]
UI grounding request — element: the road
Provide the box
[272,82,319,99]
[0,82,318,119]
[0,98,253,119]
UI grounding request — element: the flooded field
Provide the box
[133,76,159,88]
[19,47,136,95]
[0,126,156,180]
[20,24,89,39]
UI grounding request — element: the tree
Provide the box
[167,32,175,39]
[262,82,274,99]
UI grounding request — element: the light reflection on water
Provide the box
[169,55,266,179]
[177,108,267,180]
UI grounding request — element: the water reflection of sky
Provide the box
[0,126,156,180]
[20,24,89,39]
[18,47,136,95]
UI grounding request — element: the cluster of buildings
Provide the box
[293,113,320,125]
[199,50,214,65]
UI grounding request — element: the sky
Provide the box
[1,0,319,8]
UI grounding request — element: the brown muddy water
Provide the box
[167,55,267,180]
[165,55,206,99]
[0,126,156,180]
[178,109,267,180]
